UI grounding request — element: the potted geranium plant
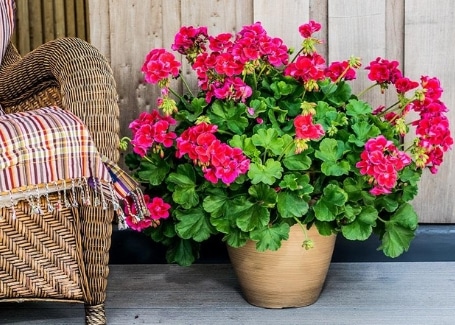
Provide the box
[120,20,452,307]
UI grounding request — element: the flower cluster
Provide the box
[121,21,452,266]
[128,110,177,157]
[123,194,170,231]
[175,122,250,184]
[356,136,411,195]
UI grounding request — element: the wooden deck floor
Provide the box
[1,262,455,324]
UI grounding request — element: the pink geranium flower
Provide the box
[294,114,325,140]
[142,49,181,84]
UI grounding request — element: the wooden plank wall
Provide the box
[88,0,455,223]
[12,0,90,54]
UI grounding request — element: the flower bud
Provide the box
[302,239,314,250]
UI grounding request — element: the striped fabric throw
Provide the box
[0,0,14,61]
[0,106,148,225]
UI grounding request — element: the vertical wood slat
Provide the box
[108,0,169,139]
[65,0,77,37]
[28,0,43,51]
[84,0,90,39]
[75,0,86,40]
[384,0,404,107]
[253,0,310,51]
[87,0,110,61]
[53,0,66,39]
[328,0,387,109]
[15,0,30,53]
[309,0,328,59]
[12,0,90,55]
[404,0,455,223]
[42,0,54,43]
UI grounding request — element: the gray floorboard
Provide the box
[1,262,454,324]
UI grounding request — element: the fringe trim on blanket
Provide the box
[0,177,149,228]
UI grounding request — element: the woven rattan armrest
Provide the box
[0,38,120,162]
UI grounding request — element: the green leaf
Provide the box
[341,206,378,240]
[147,219,176,244]
[349,120,380,146]
[314,220,335,236]
[252,128,285,155]
[401,184,419,202]
[314,184,348,221]
[320,160,350,176]
[124,152,141,170]
[320,81,338,97]
[379,203,418,258]
[343,177,365,202]
[248,184,278,208]
[137,159,170,186]
[314,101,336,121]
[174,208,214,242]
[232,201,270,232]
[223,228,249,248]
[315,138,345,162]
[229,134,261,158]
[315,138,350,176]
[209,100,248,134]
[343,204,362,223]
[166,164,199,209]
[279,173,313,193]
[277,191,309,218]
[180,97,207,121]
[250,223,290,251]
[326,81,352,106]
[271,80,296,97]
[166,238,198,266]
[346,99,372,116]
[203,190,233,233]
[248,159,283,185]
[282,152,312,170]
[203,189,229,217]
[399,168,422,201]
[400,167,422,184]
[249,99,268,116]
[374,195,399,213]
[280,97,302,117]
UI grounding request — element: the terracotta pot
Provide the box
[227,224,336,308]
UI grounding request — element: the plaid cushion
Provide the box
[0,106,148,223]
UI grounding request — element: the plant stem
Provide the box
[277,140,295,161]
[357,83,379,98]
[168,87,186,103]
[290,47,304,64]
[293,217,309,240]
[256,63,268,83]
[334,66,351,84]
[181,74,195,97]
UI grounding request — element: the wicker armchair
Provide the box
[0,38,119,324]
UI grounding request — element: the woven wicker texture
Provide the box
[0,39,118,325]
[0,194,84,301]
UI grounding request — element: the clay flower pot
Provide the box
[227,224,336,308]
